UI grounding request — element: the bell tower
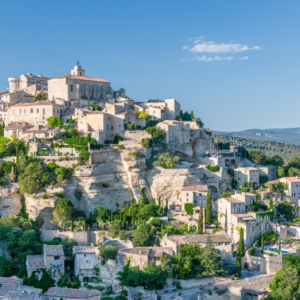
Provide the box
[71,61,85,76]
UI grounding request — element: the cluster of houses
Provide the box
[0,63,199,149]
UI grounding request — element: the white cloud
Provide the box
[195,55,235,62]
[239,56,249,60]
[182,46,189,50]
[187,37,192,41]
[190,41,260,53]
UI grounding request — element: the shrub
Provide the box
[3,161,16,174]
[42,194,48,199]
[128,151,141,157]
[67,119,77,124]
[99,245,119,260]
[207,289,212,295]
[141,138,152,148]
[118,144,125,150]
[184,203,194,215]
[53,191,65,198]
[153,152,180,168]
[118,230,128,240]
[248,247,255,256]
[112,134,124,144]
[206,165,220,172]
[102,182,108,188]
[87,104,102,111]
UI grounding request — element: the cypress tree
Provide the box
[122,214,126,230]
[120,212,122,221]
[164,199,168,216]
[269,195,273,211]
[198,202,203,233]
[111,213,113,222]
[261,236,264,253]
[83,219,86,231]
[205,190,212,224]
[236,228,244,278]
[161,223,164,237]
[278,239,281,255]
[158,197,161,207]
[131,214,135,230]
[191,110,194,120]
[71,220,74,232]
[90,212,92,230]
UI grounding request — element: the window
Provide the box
[218,243,223,246]
[250,236,252,242]
[57,110,59,113]
[37,109,39,113]
[54,256,60,260]
[70,85,73,91]
[19,109,21,113]
[0,284,2,287]
[186,134,188,139]
[13,109,15,114]
[84,254,86,257]
[238,178,240,180]
[107,116,110,121]
[97,115,100,120]
[107,124,110,130]
[118,118,122,122]
[24,109,26,113]
[225,242,230,246]
[86,260,91,264]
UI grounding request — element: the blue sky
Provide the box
[0,0,299,131]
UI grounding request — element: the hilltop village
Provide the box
[0,63,300,300]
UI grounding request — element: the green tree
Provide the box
[276,201,296,220]
[83,219,86,231]
[52,198,73,227]
[132,222,151,247]
[140,187,149,205]
[19,162,50,194]
[34,91,47,101]
[269,267,300,300]
[236,228,244,278]
[249,149,267,165]
[198,202,203,233]
[122,214,126,230]
[109,220,122,237]
[277,166,286,178]
[288,156,300,169]
[87,104,102,111]
[139,204,158,220]
[191,110,194,120]
[99,245,119,260]
[47,116,63,127]
[164,199,168,216]
[71,220,74,232]
[205,190,212,224]
[131,214,135,229]
[152,127,165,139]
[269,196,273,211]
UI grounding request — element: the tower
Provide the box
[71,61,85,76]
[8,77,20,92]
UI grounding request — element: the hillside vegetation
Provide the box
[212,134,300,163]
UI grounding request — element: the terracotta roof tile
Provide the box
[281,177,300,183]
[166,234,231,245]
[51,74,109,83]
[73,246,96,254]
[221,197,244,204]
[181,185,208,192]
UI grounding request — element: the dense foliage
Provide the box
[153,152,180,168]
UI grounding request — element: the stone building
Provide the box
[3,286,42,300]
[7,101,61,126]
[0,277,23,297]
[117,247,173,269]
[160,234,233,261]
[158,120,191,146]
[8,73,51,93]
[218,192,271,248]
[73,246,99,277]
[48,63,114,107]
[26,244,65,281]
[42,287,101,300]
[257,165,277,182]
[234,167,260,188]
[278,176,300,205]
[76,110,124,144]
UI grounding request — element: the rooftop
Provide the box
[235,167,259,171]
[221,197,244,204]
[165,234,231,245]
[10,101,58,107]
[26,255,45,271]
[181,184,208,192]
[0,276,22,283]
[4,287,43,300]
[4,122,34,130]
[73,246,96,254]
[44,244,64,256]
[51,74,109,83]
[120,247,173,257]
[43,287,100,299]
[281,177,300,183]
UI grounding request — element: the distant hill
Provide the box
[212,133,300,163]
[213,127,300,145]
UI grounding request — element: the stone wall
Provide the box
[100,237,134,250]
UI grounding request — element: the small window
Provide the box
[97,115,100,120]
[54,256,60,260]
[37,109,39,113]
[70,85,73,92]
[84,254,86,257]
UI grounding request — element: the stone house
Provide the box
[48,63,114,107]
[218,192,271,248]
[1,90,34,107]
[21,125,60,142]
[0,277,23,297]
[26,244,65,281]
[76,110,124,144]
[8,73,51,93]
[278,177,300,205]
[4,122,34,139]
[3,286,43,300]
[160,234,233,261]
[158,120,190,146]
[73,246,100,277]
[7,101,61,126]
[42,287,101,300]
[257,165,277,182]
[165,98,180,120]
[234,167,260,188]
[117,247,173,269]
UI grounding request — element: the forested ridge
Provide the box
[212,134,300,163]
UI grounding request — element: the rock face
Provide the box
[0,186,22,217]
[22,134,230,221]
